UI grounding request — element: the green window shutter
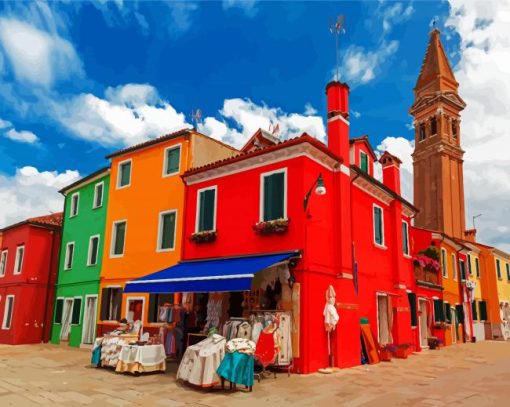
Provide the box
[374,207,383,245]
[90,237,99,265]
[161,212,176,250]
[263,172,285,221]
[402,222,409,255]
[71,298,82,325]
[434,299,444,322]
[455,305,464,325]
[408,292,417,327]
[476,258,480,277]
[472,301,478,321]
[114,222,126,255]
[479,301,488,321]
[467,255,472,275]
[198,189,215,231]
[120,162,131,186]
[460,261,466,281]
[54,299,64,324]
[496,260,501,279]
[506,264,510,280]
[95,183,103,207]
[166,146,181,175]
[360,152,368,172]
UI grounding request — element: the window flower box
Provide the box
[253,218,289,235]
[190,230,217,243]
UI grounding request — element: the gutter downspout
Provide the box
[349,171,361,294]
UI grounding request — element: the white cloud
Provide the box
[53,84,191,147]
[4,128,39,144]
[342,41,399,84]
[351,110,361,119]
[203,98,326,148]
[379,2,414,34]
[376,136,414,202]
[0,118,12,129]
[0,17,83,87]
[304,103,318,116]
[0,166,79,228]
[445,0,510,251]
[223,0,258,17]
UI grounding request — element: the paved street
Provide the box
[0,341,509,406]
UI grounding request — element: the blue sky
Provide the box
[0,1,452,176]
[1,0,509,252]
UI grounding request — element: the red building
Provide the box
[0,213,62,344]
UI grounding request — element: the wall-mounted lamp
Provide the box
[303,173,327,210]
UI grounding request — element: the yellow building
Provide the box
[493,248,510,339]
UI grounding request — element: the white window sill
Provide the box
[374,243,387,250]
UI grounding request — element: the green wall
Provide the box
[51,172,109,347]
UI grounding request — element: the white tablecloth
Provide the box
[176,334,226,387]
[116,344,166,373]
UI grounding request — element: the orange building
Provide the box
[97,129,236,335]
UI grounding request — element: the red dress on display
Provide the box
[255,331,276,367]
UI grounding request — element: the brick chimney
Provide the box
[379,151,402,195]
[325,81,350,162]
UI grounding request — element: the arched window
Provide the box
[452,120,458,138]
[430,117,437,135]
[419,123,426,141]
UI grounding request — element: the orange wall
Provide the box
[478,246,501,325]
[99,136,191,326]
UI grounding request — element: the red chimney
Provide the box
[326,81,350,162]
[379,151,402,195]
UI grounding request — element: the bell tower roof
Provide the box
[414,29,458,99]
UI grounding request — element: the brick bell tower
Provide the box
[410,28,467,239]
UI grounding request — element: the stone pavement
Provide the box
[1,341,509,406]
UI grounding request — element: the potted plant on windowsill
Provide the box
[190,230,217,243]
[379,344,396,361]
[253,218,289,235]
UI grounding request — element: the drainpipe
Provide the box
[349,171,360,293]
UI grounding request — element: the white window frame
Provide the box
[195,186,218,233]
[70,296,82,326]
[2,295,14,330]
[441,248,448,278]
[87,235,101,266]
[373,204,386,248]
[0,250,8,278]
[162,143,182,178]
[104,285,122,322]
[70,192,79,218]
[93,181,104,209]
[81,294,98,344]
[157,210,178,252]
[125,296,145,323]
[359,150,369,172]
[64,242,75,270]
[116,159,132,189]
[375,292,390,345]
[452,254,457,280]
[110,220,127,258]
[13,245,25,275]
[259,168,288,222]
[402,220,410,257]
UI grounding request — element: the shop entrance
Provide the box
[60,298,74,341]
[82,296,98,345]
[418,299,428,348]
[377,294,391,345]
[126,297,144,322]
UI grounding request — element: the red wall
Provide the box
[0,224,60,344]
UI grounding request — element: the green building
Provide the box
[51,167,110,347]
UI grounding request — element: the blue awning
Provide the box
[124,251,299,294]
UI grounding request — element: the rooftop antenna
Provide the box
[191,108,202,129]
[472,214,482,230]
[330,15,346,81]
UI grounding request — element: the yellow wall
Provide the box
[494,254,510,306]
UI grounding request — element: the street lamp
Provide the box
[303,173,327,210]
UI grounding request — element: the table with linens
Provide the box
[115,343,167,374]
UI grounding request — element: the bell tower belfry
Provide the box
[410,29,467,239]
